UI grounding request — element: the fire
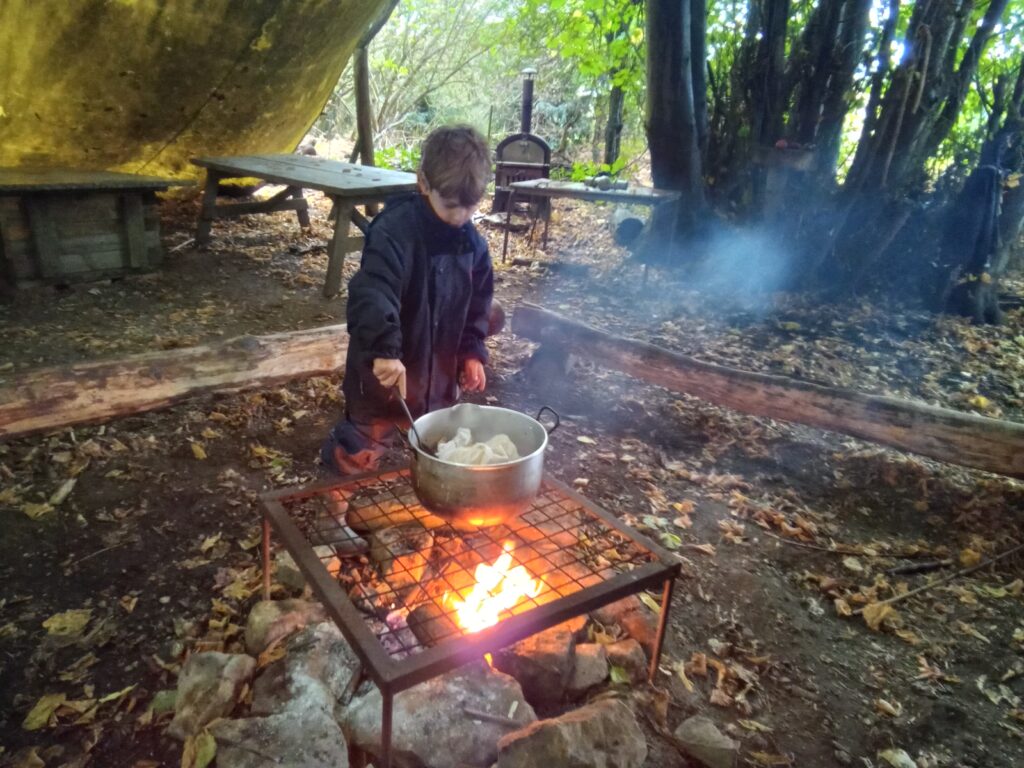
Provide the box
[449,542,541,633]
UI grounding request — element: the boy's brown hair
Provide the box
[419,125,490,206]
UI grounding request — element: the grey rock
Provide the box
[606,639,647,684]
[244,599,326,655]
[274,550,306,592]
[168,652,256,740]
[567,644,609,699]
[251,621,360,720]
[493,623,576,707]
[342,661,536,768]
[212,708,349,768]
[673,715,739,768]
[496,698,647,768]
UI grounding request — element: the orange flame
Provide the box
[449,542,541,633]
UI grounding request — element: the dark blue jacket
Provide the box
[343,193,493,422]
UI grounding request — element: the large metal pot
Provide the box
[408,403,559,529]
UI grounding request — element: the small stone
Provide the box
[369,526,433,592]
[159,596,171,604]
[312,545,342,577]
[674,715,739,768]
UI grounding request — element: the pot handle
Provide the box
[535,406,560,435]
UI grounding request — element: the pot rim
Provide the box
[410,403,549,468]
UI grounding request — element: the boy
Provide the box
[318,125,497,553]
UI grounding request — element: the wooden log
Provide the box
[407,602,461,647]
[512,303,1024,479]
[0,325,348,439]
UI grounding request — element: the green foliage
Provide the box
[374,144,420,172]
[559,157,628,182]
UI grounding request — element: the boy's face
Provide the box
[418,174,479,228]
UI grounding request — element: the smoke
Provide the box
[683,223,797,308]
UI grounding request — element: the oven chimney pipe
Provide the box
[520,67,537,134]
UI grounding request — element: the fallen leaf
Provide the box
[49,478,77,506]
[1007,579,1023,597]
[834,598,853,617]
[862,602,896,631]
[576,436,596,444]
[98,684,135,704]
[659,532,682,550]
[687,543,716,556]
[638,593,661,614]
[878,748,918,768]
[120,596,138,614]
[672,500,696,515]
[191,442,208,461]
[181,730,217,768]
[609,665,631,684]
[42,608,92,637]
[674,661,694,692]
[737,719,773,732]
[875,698,902,717]
[894,628,921,646]
[748,752,793,766]
[708,688,732,707]
[959,548,982,567]
[842,556,864,573]
[22,502,54,520]
[200,533,222,552]
[22,693,66,730]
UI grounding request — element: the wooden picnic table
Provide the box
[0,169,192,288]
[501,179,681,261]
[191,155,418,297]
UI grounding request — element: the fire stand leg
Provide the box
[261,515,272,601]
[501,190,516,263]
[648,576,676,683]
[381,689,393,768]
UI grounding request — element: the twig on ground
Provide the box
[762,529,940,559]
[462,705,523,728]
[853,541,1024,615]
[68,543,125,568]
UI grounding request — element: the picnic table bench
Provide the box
[501,178,681,261]
[191,155,418,297]
[0,169,191,288]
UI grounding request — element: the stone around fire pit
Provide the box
[168,652,256,740]
[348,500,448,533]
[493,620,581,708]
[605,638,647,684]
[251,621,360,721]
[590,596,658,656]
[212,708,350,768]
[567,643,609,700]
[495,698,647,768]
[342,661,536,768]
[244,599,326,655]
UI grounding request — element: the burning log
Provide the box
[0,325,348,439]
[512,303,1024,479]
[407,602,461,647]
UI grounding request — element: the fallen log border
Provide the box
[512,303,1024,479]
[0,324,348,440]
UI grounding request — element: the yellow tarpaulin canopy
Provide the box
[0,0,385,178]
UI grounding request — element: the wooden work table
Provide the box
[191,155,417,297]
[501,178,680,261]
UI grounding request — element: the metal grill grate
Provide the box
[276,468,660,659]
[260,466,679,768]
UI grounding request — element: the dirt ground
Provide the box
[1,189,1023,768]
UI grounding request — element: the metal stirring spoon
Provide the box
[392,386,431,455]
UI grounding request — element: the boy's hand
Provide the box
[373,358,407,398]
[460,359,486,393]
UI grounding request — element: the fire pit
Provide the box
[259,467,680,768]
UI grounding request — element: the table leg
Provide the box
[501,190,516,263]
[195,171,222,245]
[293,187,311,229]
[325,199,354,298]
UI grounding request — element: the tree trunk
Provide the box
[512,303,1024,479]
[603,83,625,167]
[645,0,707,240]
[690,0,709,159]
[0,326,348,439]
